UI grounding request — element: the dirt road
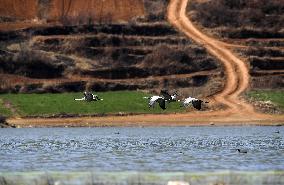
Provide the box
[167,0,255,114]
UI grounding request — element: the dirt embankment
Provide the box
[0,0,144,25]
[6,112,284,128]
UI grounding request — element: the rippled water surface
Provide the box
[0,126,283,172]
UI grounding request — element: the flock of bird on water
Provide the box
[75,90,209,110]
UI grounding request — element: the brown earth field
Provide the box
[1,0,284,127]
[0,0,144,24]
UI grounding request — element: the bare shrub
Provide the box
[241,47,284,58]
[249,56,284,71]
[143,0,169,22]
[189,0,284,30]
[141,45,218,76]
[251,76,284,89]
[0,115,6,124]
[37,0,50,21]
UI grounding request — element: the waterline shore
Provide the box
[6,112,284,127]
[1,171,283,185]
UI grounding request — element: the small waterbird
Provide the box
[74,91,103,102]
[237,149,248,153]
[181,97,209,110]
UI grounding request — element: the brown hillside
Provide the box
[0,0,144,24]
[0,0,38,20]
[0,0,224,102]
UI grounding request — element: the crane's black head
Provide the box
[160,90,172,101]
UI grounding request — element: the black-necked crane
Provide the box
[144,95,166,110]
[181,96,209,110]
[143,90,179,110]
[74,91,103,102]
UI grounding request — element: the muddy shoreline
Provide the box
[6,111,284,128]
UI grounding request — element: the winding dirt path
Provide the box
[168,0,254,113]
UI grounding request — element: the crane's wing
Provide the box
[157,98,166,110]
[192,100,202,110]
[93,94,102,101]
[160,90,172,101]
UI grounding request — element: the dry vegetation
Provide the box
[0,0,224,98]
[187,0,284,90]
[143,0,169,22]
[188,0,284,38]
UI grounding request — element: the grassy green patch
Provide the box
[0,99,12,117]
[0,91,186,117]
[246,90,284,110]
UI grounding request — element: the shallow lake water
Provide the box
[0,126,283,172]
